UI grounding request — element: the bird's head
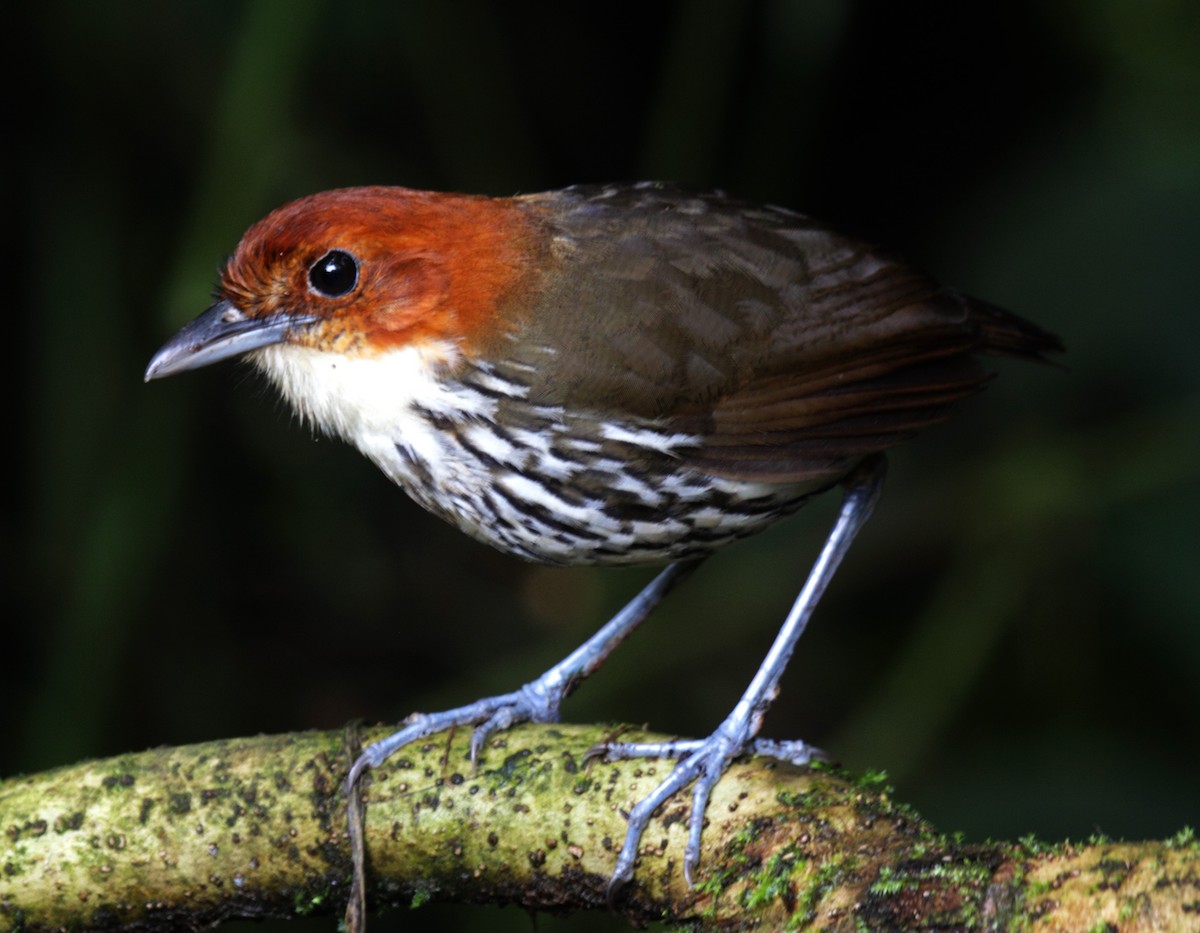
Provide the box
[145,186,543,382]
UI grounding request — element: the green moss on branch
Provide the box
[2,726,1196,930]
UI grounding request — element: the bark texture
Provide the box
[2,725,1196,930]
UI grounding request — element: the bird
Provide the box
[145,181,1062,892]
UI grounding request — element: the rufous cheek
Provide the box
[364,257,452,337]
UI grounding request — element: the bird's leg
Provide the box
[591,455,888,893]
[345,557,704,793]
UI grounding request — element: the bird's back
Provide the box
[489,182,1061,485]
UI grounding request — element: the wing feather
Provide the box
[501,184,1061,484]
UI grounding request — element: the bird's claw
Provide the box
[347,679,566,792]
[467,680,560,762]
[596,732,824,894]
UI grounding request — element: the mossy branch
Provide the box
[2,725,1196,931]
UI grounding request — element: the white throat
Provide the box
[252,341,494,485]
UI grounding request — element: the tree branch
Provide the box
[2,725,1196,930]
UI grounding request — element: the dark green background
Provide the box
[9,2,1199,930]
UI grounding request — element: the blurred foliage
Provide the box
[7,1,1199,931]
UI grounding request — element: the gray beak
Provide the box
[145,300,316,381]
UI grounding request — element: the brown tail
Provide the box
[961,292,1065,361]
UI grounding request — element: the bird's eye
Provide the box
[309,250,360,297]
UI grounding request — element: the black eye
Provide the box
[309,250,359,297]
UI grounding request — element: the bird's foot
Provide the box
[345,563,702,795]
[588,729,824,893]
[346,678,565,792]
